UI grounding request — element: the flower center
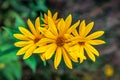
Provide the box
[34,38,40,43]
[56,37,65,47]
[34,35,43,43]
[78,42,85,45]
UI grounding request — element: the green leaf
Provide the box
[3,69,14,80]
[0,44,14,53]
[0,50,17,63]
[37,0,48,11]
[2,60,22,80]
[9,61,22,80]
[30,0,48,12]
[2,27,14,38]
[15,16,25,28]
[24,56,37,73]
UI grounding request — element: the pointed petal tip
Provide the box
[96,53,99,56]
[99,31,105,35]
[78,20,80,23]
[55,11,58,14]
[95,53,100,56]
[68,14,72,17]
[18,26,24,31]
[92,21,94,24]
[48,9,51,12]
[18,26,22,29]
[16,53,19,55]
[23,55,30,60]
[23,56,27,60]
[55,67,58,70]
[93,59,96,62]
[90,21,94,26]
[69,66,73,69]
[14,43,17,46]
[101,31,104,33]
[80,60,83,63]
[82,20,85,23]
[13,34,16,37]
[79,57,86,63]
[92,58,96,62]
[36,17,40,21]
[48,10,52,16]
[27,18,31,23]
[16,52,22,56]
[60,18,64,22]
[103,41,106,44]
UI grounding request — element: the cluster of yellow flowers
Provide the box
[14,10,105,69]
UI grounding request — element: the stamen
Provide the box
[34,38,40,43]
[78,42,85,45]
[34,35,43,43]
[56,37,65,47]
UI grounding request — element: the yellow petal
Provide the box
[42,18,47,24]
[78,46,86,63]
[85,43,99,56]
[65,14,72,29]
[35,17,41,33]
[44,43,57,60]
[64,34,74,41]
[40,53,46,61]
[27,19,37,36]
[63,44,78,62]
[69,45,79,52]
[86,31,104,40]
[41,24,47,27]
[23,44,36,59]
[19,27,35,39]
[14,41,33,47]
[44,13,47,19]
[88,40,106,45]
[16,44,33,55]
[84,46,96,62]
[67,36,80,42]
[48,17,58,36]
[84,22,94,36]
[56,19,60,24]
[48,10,52,18]
[79,20,85,36]
[13,34,29,40]
[66,20,80,34]
[68,52,78,62]
[34,43,54,53]
[37,38,55,45]
[72,30,79,36]
[54,47,62,69]
[53,12,58,20]
[62,48,72,69]
[39,27,56,39]
[57,19,65,35]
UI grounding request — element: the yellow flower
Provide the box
[104,64,114,77]
[42,10,60,28]
[14,17,43,59]
[70,20,105,63]
[34,15,80,69]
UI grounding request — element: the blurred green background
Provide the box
[0,0,120,80]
